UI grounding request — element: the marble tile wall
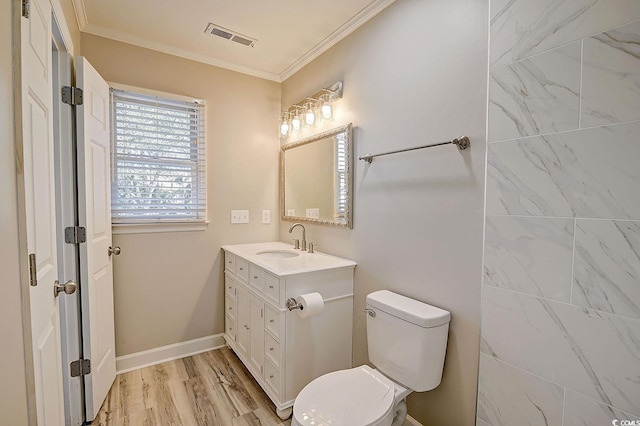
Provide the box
[479,2,640,425]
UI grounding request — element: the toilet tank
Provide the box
[366,290,450,392]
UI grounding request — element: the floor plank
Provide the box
[94,347,290,425]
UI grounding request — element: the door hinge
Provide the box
[65,226,87,244]
[28,253,37,287]
[70,359,91,377]
[61,86,83,106]
[21,0,30,18]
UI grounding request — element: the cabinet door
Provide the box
[249,293,265,378]
[236,285,250,360]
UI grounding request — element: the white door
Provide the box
[21,0,65,423]
[75,56,117,421]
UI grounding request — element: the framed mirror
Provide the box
[280,123,353,229]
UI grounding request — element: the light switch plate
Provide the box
[231,210,249,224]
[261,210,270,224]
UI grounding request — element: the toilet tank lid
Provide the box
[366,290,450,328]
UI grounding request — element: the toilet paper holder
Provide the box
[286,297,303,311]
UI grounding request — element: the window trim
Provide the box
[109,83,207,233]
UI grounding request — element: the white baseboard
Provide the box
[116,333,226,374]
[404,415,423,426]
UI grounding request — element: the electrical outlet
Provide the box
[287,209,295,217]
[261,209,271,224]
[231,209,249,224]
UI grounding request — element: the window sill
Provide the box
[112,221,209,235]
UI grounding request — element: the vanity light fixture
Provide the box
[279,81,343,138]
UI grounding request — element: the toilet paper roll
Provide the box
[296,292,324,318]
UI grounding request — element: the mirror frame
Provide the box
[280,123,353,229]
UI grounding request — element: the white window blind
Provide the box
[335,133,348,219]
[111,88,206,224]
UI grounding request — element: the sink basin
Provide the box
[256,249,300,259]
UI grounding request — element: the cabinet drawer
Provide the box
[236,258,249,282]
[225,275,236,300]
[264,359,281,398]
[264,274,280,304]
[225,316,236,341]
[225,252,235,273]
[264,332,280,368]
[264,305,280,339]
[225,296,236,321]
[249,265,265,293]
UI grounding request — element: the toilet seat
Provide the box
[293,365,396,426]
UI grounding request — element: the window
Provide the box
[110,88,206,227]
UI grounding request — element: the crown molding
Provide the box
[81,23,281,82]
[278,0,397,81]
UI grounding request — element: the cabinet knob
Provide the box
[269,347,274,351]
[269,374,274,379]
[268,285,274,289]
[269,319,274,323]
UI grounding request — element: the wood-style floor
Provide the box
[93,346,292,426]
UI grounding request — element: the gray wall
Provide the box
[1,2,33,424]
[280,0,488,424]
[81,34,281,356]
[478,1,640,425]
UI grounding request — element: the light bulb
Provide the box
[305,106,316,125]
[280,120,290,136]
[321,102,332,119]
[292,114,301,130]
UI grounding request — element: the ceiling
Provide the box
[71,0,397,82]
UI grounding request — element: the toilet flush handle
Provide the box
[364,308,376,318]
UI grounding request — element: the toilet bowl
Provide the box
[292,365,410,426]
[291,290,451,426]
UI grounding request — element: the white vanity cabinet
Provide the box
[222,242,356,419]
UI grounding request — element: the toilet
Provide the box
[292,290,451,426]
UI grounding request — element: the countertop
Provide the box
[221,241,357,277]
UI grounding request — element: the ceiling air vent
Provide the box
[204,23,257,48]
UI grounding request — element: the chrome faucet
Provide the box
[288,223,307,251]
